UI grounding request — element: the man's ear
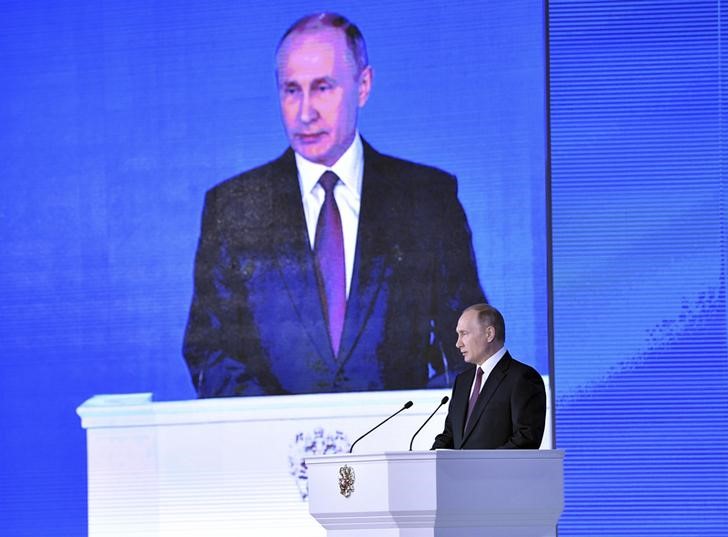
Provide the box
[485,325,496,343]
[358,65,373,107]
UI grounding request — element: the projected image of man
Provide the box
[183,13,485,397]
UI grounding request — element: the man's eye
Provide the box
[284,86,299,95]
[316,84,332,92]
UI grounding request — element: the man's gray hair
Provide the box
[464,303,506,342]
[276,12,369,74]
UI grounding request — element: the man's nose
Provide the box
[299,92,319,124]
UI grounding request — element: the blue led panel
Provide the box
[549,1,728,534]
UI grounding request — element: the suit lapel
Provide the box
[462,353,512,442]
[271,150,336,365]
[336,142,391,362]
[452,367,476,447]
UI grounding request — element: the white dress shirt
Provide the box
[469,346,508,399]
[295,133,363,298]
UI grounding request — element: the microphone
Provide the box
[349,401,414,453]
[409,396,449,451]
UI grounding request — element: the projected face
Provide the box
[276,28,372,166]
[456,309,497,366]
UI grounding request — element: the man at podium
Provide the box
[432,304,546,449]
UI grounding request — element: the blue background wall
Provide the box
[0,1,546,535]
[550,0,728,534]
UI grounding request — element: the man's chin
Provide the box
[293,144,329,165]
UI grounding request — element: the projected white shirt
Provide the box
[295,133,364,298]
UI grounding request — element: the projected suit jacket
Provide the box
[183,141,485,397]
[431,352,546,449]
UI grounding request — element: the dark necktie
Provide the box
[314,171,346,357]
[465,367,484,430]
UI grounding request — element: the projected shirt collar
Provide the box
[295,132,363,202]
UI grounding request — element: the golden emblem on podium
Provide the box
[338,465,355,497]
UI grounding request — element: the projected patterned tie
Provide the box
[465,367,484,430]
[314,171,346,357]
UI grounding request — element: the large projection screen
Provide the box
[0,1,547,535]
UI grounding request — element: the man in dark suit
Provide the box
[432,304,546,449]
[183,13,484,397]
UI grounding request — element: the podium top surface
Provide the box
[306,449,564,465]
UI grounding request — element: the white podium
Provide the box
[306,450,564,537]
[76,385,551,536]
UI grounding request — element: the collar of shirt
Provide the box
[294,132,364,203]
[472,346,508,395]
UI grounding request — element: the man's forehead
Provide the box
[460,309,485,327]
[277,28,357,75]
[279,28,345,60]
[457,311,473,328]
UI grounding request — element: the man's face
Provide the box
[276,28,372,166]
[455,310,496,366]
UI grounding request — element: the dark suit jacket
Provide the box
[183,141,485,397]
[432,352,546,449]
